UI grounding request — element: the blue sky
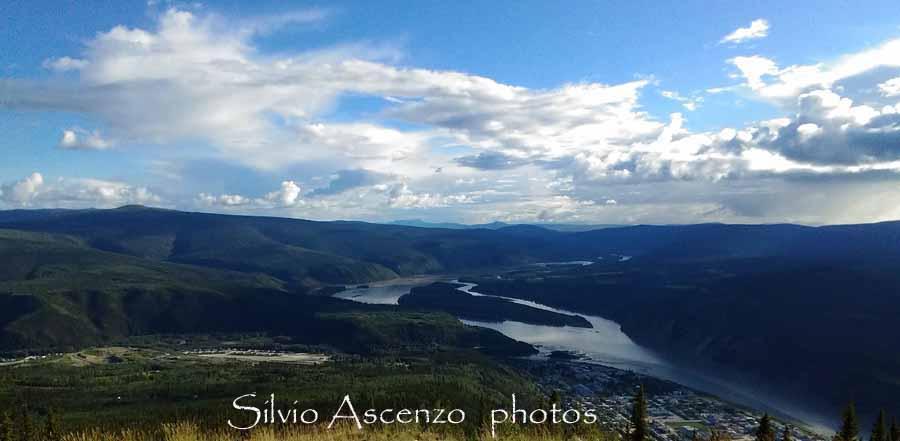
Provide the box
[3,1,900,224]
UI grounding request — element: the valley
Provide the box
[334,274,834,434]
[2,206,900,437]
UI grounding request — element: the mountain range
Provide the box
[2,205,900,421]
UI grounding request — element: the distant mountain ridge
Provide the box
[4,206,900,423]
[387,218,622,232]
[0,206,900,414]
[0,206,575,288]
[3,207,900,286]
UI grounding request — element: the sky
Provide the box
[3,0,900,225]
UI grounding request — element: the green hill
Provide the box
[6,206,900,421]
[0,229,534,356]
[0,228,284,349]
[0,206,577,288]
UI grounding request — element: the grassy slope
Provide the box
[0,346,551,437]
[62,422,613,441]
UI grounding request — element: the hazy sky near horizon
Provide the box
[4,0,900,224]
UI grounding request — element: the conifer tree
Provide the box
[889,418,899,441]
[756,414,775,441]
[871,411,887,441]
[550,390,562,407]
[630,385,648,441]
[839,402,860,441]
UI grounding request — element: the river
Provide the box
[335,276,832,433]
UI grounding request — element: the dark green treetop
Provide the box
[756,414,776,441]
[839,402,860,441]
[630,385,649,441]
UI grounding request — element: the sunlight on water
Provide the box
[334,276,439,304]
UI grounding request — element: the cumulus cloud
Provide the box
[196,193,251,207]
[386,80,659,160]
[0,172,44,205]
[710,37,900,168]
[879,77,900,97]
[0,8,662,175]
[382,182,475,209]
[265,181,303,206]
[60,179,161,206]
[728,89,900,165]
[0,172,160,208]
[59,127,114,150]
[720,19,769,44]
[729,55,780,90]
[198,180,303,209]
[7,7,900,224]
[728,38,900,101]
[196,178,476,215]
[0,8,684,205]
[795,123,822,142]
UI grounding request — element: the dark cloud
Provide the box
[833,65,900,102]
[454,152,528,170]
[767,113,900,165]
[309,169,391,197]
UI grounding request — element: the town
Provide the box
[518,359,827,441]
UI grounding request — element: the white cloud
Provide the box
[387,79,659,160]
[265,181,303,206]
[195,178,477,215]
[197,180,303,209]
[59,127,114,150]
[728,38,900,101]
[711,37,900,167]
[42,56,89,72]
[0,172,44,205]
[729,55,779,90]
[879,77,900,97]
[7,8,900,224]
[196,193,251,207]
[0,172,160,208]
[720,19,769,44]
[57,178,161,206]
[381,182,475,209]
[0,8,664,174]
[796,123,822,142]
[660,90,703,111]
